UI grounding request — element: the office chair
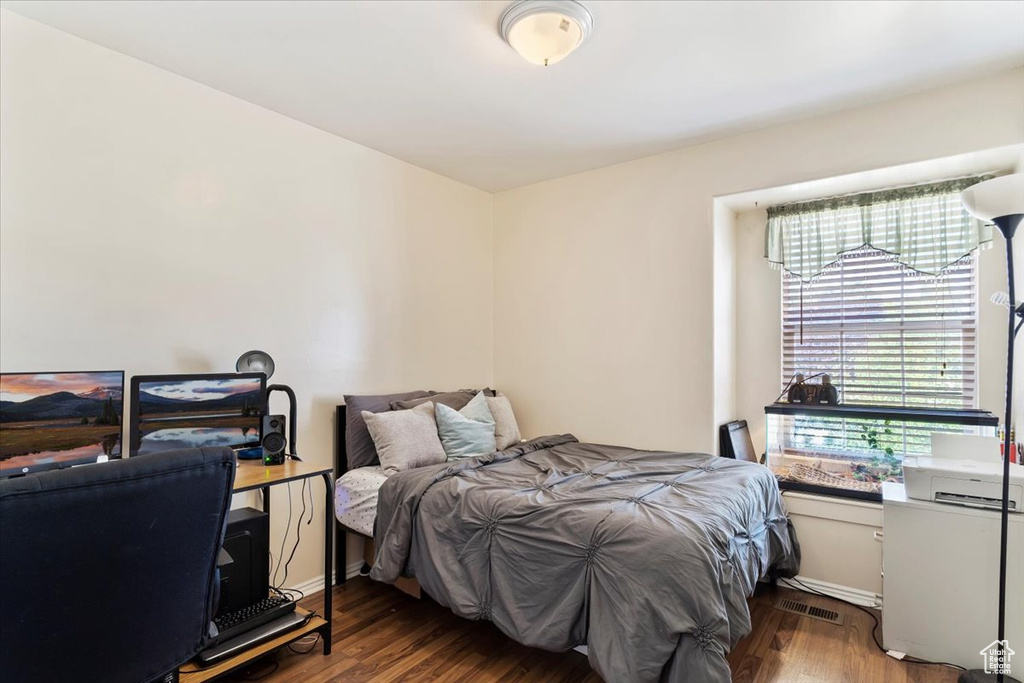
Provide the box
[0,447,236,683]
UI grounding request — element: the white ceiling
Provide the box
[2,0,1023,192]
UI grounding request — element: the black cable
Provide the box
[269,478,316,594]
[306,474,315,526]
[280,478,309,588]
[781,577,964,671]
[270,585,304,602]
[283,610,322,653]
[287,633,322,654]
[271,483,293,588]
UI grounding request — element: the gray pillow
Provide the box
[435,392,496,460]
[344,390,433,469]
[486,394,521,450]
[391,388,494,412]
[362,402,447,476]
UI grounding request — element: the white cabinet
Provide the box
[882,482,1024,670]
[783,491,884,599]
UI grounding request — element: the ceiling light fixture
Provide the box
[499,0,593,67]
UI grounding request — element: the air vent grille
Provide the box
[773,597,844,625]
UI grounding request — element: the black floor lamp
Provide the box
[960,172,1024,683]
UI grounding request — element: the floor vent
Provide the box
[773,598,844,625]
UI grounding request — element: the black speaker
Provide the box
[262,414,286,465]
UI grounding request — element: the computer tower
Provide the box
[217,507,270,617]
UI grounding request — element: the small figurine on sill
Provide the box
[787,373,807,404]
[818,374,839,405]
[785,373,840,405]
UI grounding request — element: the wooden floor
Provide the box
[216,578,959,683]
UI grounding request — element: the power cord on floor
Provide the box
[780,576,965,672]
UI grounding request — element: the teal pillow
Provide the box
[435,392,496,459]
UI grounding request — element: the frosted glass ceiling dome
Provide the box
[499,1,594,67]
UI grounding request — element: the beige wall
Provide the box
[4,7,1024,599]
[0,11,494,588]
[712,202,738,451]
[733,209,778,455]
[494,67,1024,456]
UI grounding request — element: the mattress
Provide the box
[334,465,387,537]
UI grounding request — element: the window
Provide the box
[779,249,978,476]
[765,179,989,496]
[782,247,978,412]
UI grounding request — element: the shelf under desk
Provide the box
[179,457,334,681]
[178,608,327,683]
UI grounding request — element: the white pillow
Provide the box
[435,392,496,459]
[362,402,446,475]
[486,393,521,450]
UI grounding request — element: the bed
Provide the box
[333,404,800,683]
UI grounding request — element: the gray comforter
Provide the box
[371,434,800,682]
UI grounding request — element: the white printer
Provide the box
[903,433,1024,512]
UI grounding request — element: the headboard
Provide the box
[333,392,494,583]
[335,404,349,480]
[334,404,353,586]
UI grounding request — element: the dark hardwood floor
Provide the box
[218,578,959,683]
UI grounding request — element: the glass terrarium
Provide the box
[764,404,998,501]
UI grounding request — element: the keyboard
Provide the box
[212,595,296,645]
[199,611,307,665]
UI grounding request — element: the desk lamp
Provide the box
[235,351,300,463]
[960,173,1024,683]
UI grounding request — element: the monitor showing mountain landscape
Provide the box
[0,371,125,476]
[130,373,265,456]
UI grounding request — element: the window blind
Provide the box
[783,246,978,408]
[781,247,978,458]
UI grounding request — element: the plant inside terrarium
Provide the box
[852,420,903,483]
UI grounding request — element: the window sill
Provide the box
[778,480,882,503]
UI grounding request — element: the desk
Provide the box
[179,459,334,682]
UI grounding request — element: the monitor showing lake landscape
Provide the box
[0,371,125,477]
[130,373,264,456]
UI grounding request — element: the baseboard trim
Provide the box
[778,575,882,609]
[283,561,361,598]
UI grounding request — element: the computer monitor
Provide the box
[0,370,125,477]
[129,373,265,456]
